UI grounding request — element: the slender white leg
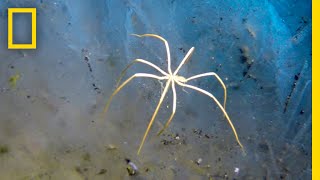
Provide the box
[173,47,195,75]
[131,34,173,75]
[186,72,227,109]
[176,81,244,150]
[157,81,177,136]
[138,80,172,155]
[103,73,167,114]
[116,59,168,87]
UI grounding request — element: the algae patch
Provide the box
[8,73,20,88]
[0,145,9,154]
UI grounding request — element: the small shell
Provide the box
[125,159,138,176]
[128,162,138,172]
[196,158,202,165]
[106,144,117,150]
[234,167,240,174]
[127,166,136,176]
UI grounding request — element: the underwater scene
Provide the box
[0,0,311,179]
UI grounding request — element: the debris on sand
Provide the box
[195,158,202,165]
[97,168,107,175]
[106,144,117,150]
[125,158,138,176]
[9,73,20,88]
[0,145,9,154]
[234,167,240,175]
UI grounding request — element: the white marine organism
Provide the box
[103,34,244,155]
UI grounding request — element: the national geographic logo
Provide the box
[7,8,36,49]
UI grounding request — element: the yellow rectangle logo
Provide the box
[8,8,36,49]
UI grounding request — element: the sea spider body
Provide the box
[103,34,243,155]
[173,75,187,83]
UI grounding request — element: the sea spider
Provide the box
[103,34,244,155]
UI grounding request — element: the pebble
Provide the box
[196,158,202,165]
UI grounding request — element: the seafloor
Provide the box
[0,0,311,179]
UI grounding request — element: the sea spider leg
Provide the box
[131,34,173,75]
[155,47,194,135]
[103,73,168,114]
[175,81,244,150]
[157,81,177,136]
[116,59,168,87]
[186,72,227,109]
[173,47,195,75]
[138,80,172,155]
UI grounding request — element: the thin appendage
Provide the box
[157,81,177,136]
[173,47,195,75]
[176,81,244,150]
[116,59,168,87]
[131,34,172,75]
[103,73,167,114]
[137,80,172,155]
[186,72,227,109]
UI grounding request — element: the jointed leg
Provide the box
[186,72,227,109]
[116,59,168,87]
[138,80,172,155]
[157,81,177,136]
[173,47,195,75]
[176,81,244,150]
[103,73,167,114]
[131,34,173,74]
